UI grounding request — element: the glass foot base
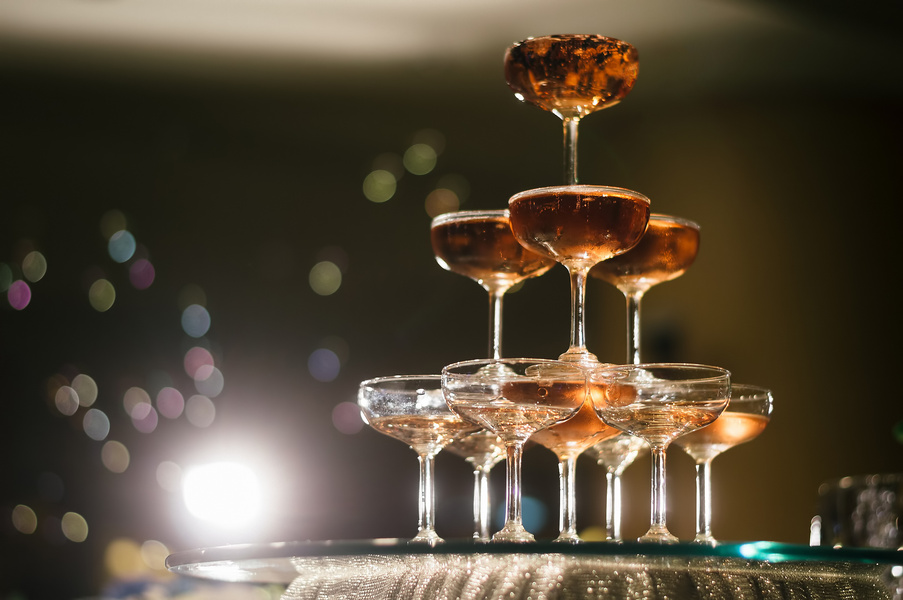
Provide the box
[409,530,443,547]
[638,528,679,544]
[492,522,535,543]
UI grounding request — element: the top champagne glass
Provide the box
[508,185,650,365]
[504,34,639,184]
[431,209,555,360]
[590,214,700,365]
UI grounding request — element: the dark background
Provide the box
[1,1,902,597]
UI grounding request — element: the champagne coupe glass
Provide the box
[508,185,650,366]
[584,433,647,541]
[504,34,639,184]
[673,384,774,545]
[445,429,506,543]
[442,358,586,543]
[590,363,730,543]
[431,209,555,360]
[530,397,620,543]
[358,375,479,546]
[590,214,700,365]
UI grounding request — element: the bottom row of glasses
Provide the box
[358,360,773,546]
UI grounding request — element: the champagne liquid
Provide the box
[447,378,585,441]
[590,216,700,293]
[530,399,620,457]
[431,213,555,289]
[508,186,650,267]
[368,414,477,450]
[504,34,639,119]
[601,399,728,444]
[674,412,770,461]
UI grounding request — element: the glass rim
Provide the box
[441,357,584,374]
[511,33,634,48]
[730,383,773,400]
[650,213,700,230]
[430,209,509,227]
[359,374,441,388]
[508,185,651,206]
[590,362,730,383]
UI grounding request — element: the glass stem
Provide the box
[504,442,524,529]
[644,442,677,541]
[488,288,506,360]
[626,291,644,365]
[556,455,580,542]
[695,458,716,544]
[563,117,580,185]
[566,267,591,359]
[473,465,491,542]
[605,470,622,541]
[413,451,441,545]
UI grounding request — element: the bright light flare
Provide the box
[182,462,261,528]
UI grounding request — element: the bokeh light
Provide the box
[412,128,446,155]
[436,173,470,204]
[12,505,38,534]
[424,188,460,218]
[129,258,155,290]
[104,538,146,579]
[55,386,79,416]
[123,387,152,419]
[132,405,159,434]
[182,462,261,527]
[71,373,98,407]
[108,230,137,264]
[61,512,89,543]
[309,261,342,296]
[184,346,214,379]
[308,348,340,382]
[193,365,224,397]
[185,395,215,428]
[362,169,396,203]
[156,461,182,492]
[403,143,437,175]
[7,280,31,310]
[88,279,116,312]
[22,250,47,282]
[332,402,364,435]
[140,539,170,572]
[83,408,111,441]
[101,440,130,473]
[494,495,547,532]
[181,303,211,338]
[156,387,185,419]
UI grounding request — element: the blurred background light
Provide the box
[156,386,185,419]
[184,346,215,379]
[100,210,128,240]
[424,187,460,218]
[181,303,211,338]
[185,394,215,428]
[12,505,38,535]
[22,250,47,282]
[7,279,31,310]
[156,461,183,493]
[182,462,261,527]
[88,278,116,312]
[129,258,156,289]
[101,440,130,473]
[308,347,340,382]
[83,408,111,441]
[0,262,12,292]
[362,169,396,203]
[71,373,98,407]
[402,143,437,175]
[61,512,89,543]
[308,260,342,296]
[54,385,79,416]
[193,365,224,397]
[108,230,137,263]
[331,401,364,435]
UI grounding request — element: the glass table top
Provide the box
[166,538,903,585]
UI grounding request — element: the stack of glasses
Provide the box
[357,34,775,547]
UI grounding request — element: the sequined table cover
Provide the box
[167,539,903,599]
